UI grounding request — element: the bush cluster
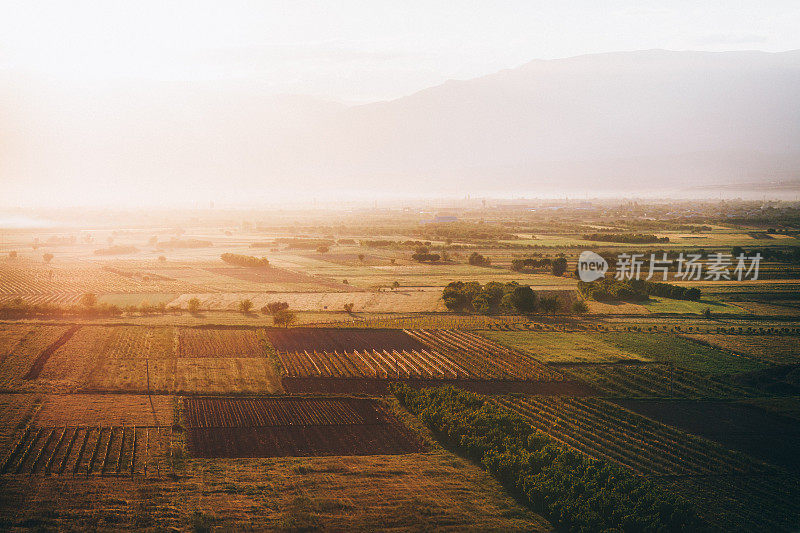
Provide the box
[577,278,701,302]
[220,253,269,267]
[394,385,707,532]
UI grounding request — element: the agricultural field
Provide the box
[270,327,563,380]
[175,328,268,357]
[561,363,755,398]
[0,325,75,390]
[1,425,173,477]
[1,207,800,531]
[681,333,800,365]
[184,396,423,457]
[496,395,800,531]
[615,399,800,471]
[169,288,445,312]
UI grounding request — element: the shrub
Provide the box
[238,299,253,313]
[572,300,589,314]
[273,309,296,327]
[220,253,269,267]
[262,301,289,315]
[187,297,201,314]
[468,252,491,267]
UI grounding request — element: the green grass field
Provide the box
[602,332,768,374]
[477,330,648,364]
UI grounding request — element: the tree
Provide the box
[572,300,589,315]
[343,303,354,313]
[392,281,400,291]
[187,297,201,314]
[468,252,491,267]
[358,254,365,262]
[43,253,53,264]
[551,256,568,276]
[238,299,253,313]
[139,300,153,315]
[507,286,537,314]
[262,301,289,315]
[273,309,295,327]
[80,293,97,308]
[703,307,712,319]
[539,296,561,314]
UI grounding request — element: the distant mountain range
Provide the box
[2,49,800,204]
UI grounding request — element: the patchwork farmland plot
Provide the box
[495,396,770,477]
[266,328,587,394]
[0,425,172,477]
[184,397,423,457]
[0,325,74,389]
[560,363,755,398]
[681,333,800,365]
[175,328,268,358]
[494,396,800,531]
[0,261,204,298]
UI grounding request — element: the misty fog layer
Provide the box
[2,49,800,206]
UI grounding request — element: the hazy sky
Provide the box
[1,0,799,102]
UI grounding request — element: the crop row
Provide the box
[0,262,201,294]
[264,327,427,353]
[495,396,771,477]
[275,329,562,381]
[184,397,384,428]
[175,328,267,357]
[184,397,423,457]
[0,425,171,476]
[561,364,755,398]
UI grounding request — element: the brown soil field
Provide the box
[265,327,427,353]
[185,397,423,458]
[175,328,268,357]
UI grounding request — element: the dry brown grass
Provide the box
[33,394,173,426]
[0,325,72,389]
[175,358,282,393]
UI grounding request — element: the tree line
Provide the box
[577,278,701,302]
[582,233,670,244]
[393,386,706,532]
[220,253,270,267]
[442,281,585,315]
